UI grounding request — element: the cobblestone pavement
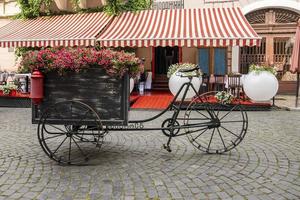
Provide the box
[0,108,299,200]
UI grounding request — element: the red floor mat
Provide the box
[131,94,173,109]
[130,91,271,110]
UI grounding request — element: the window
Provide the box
[198,48,227,75]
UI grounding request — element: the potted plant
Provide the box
[19,48,143,125]
[0,84,17,96]
[215,91,234,104]
[167,63,202,99]
[243,64,279,101]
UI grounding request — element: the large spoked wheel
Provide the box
[37,101,106,165]
[184,91,248,154]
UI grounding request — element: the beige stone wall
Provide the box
[0,1,20,17]
[182,47,197,64]
[135,47,152,71]
[79,0,106,9]
[0,19,16,72]
[183,0,300,12]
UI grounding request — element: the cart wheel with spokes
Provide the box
[184,91,248,154]
[37,100,105,165]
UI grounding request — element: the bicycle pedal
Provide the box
[163,144,172,152]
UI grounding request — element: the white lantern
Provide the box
[243,71,279,101]
[130,78,134,93]
[168,73,202,99]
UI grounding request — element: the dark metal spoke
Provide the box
[47,124,68,134]
[221,120,245,124]
[44,134,65,140]
[220,126,241,138]
[52,136,68,155]
[217,128,227,150]
[71,137,87,157]
[207,128,216,151]
[219,105,239,120]
[190,128,209,141]
[73,134,94,143]
[68,137,72,162]
[216,109,220,117]
[195,109,210,119]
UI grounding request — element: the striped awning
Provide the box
[0,12,112,48]
[98,7,261,47]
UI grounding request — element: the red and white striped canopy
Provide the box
[98,7,261,47]
[0,12,112,48]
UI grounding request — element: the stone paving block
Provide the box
[0,109,299,199]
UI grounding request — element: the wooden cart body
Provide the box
[32,68,129,126]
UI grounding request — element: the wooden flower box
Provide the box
[32,68,130,125]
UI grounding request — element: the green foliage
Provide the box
[16,0,151,19]
[103,0,123,16]
[123,0,151,12]
[16,0,53,19]
[249,64,277,76]
[15,47,41,58]
[104,0,151,15]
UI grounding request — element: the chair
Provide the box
[227,74,242,99]
[213,74,226,91]
[199,73,210,94]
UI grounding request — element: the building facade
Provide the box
[0,0,300,80]
[0,0,19,71]
[150,0,300,75]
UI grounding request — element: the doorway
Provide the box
[155,46,179,75]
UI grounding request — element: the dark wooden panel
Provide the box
[32,68,129,125]
[278,81,297,94]
[0,97,31,108]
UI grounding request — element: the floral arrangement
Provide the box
[249,64,277,76]
[167,63,202,78]
[18,48,143,78]
[215,91,234,104]
[0,84,17,95]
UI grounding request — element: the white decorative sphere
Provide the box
[168,73,202,99]
[130,78,134,93]
[243,71,278,101]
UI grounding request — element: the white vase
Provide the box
[243,71,279,101]
[168,73,202,99]
[130,78,134,93]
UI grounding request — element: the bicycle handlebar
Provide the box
[177,66,199,73]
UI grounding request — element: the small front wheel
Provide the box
[37,101,105,165]
[184,91,248,154]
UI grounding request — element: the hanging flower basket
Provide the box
[243,65,279,101]
[167,63,202,99]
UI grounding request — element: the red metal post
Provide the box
[30,70,44,105]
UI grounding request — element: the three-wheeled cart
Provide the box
[32,67,248,164]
